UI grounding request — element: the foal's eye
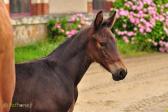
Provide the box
[99,42,107,48]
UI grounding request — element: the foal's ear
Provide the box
[103,10,117,29]
[94,10,103,30]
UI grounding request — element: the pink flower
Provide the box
[143,0,152,5]
[143,8,148,13]
[140,18,146,23]
[137,11,144,17]
[165,3,168,8]
[70,30,78,35]
[139,27,145,34]
[125,1,133,7]
[134,18,140,24]
[69,17,76,22]
[138,1,144,10]
[118,31,125,35]
[129,11,134,16]
[118,10,129,16]
[153,14,159,20]
[159,40,165,46]
[159,15,165,22]
[78,24,82,28]
[145,22,153,28]
[127,32,135,36]
[123,36,129,43]
[165,43,168,48]
[146,27,152,33]
[148,7,157,14]
[165,20,168,26]
[54,23,61,29]
[150,19,156,26]
[116,0,168,47]
[152,42,158,46]
[76,13,84,18]
[125,3,130,7]
[66,30,78,38]
[132,6,137,10]
[130,17,135,24]
[159,47,165,53]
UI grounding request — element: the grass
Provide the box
[117,40,154,58]
[15,38,154,63]
[15,36,65,63]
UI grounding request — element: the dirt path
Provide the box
[74,53,168,112]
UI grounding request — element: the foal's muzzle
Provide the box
[112,69,127,81]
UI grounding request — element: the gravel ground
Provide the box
[74,53,168,112]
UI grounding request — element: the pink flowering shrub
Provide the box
[113,0,168,52]
[47,14,88,39]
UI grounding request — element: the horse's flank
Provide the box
[0,1,15,112]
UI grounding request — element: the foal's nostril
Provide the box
[119,69,127,78]
[122,69,127,75]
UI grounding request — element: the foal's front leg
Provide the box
[68,100,75,112]
[68,88,78,112]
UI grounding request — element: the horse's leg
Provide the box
[68,100,75,112]
[74,88,78,103]
[0,1,15,112]
[68,88,78,112]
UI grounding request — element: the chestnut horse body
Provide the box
[0,1,15,112]
[11,11,127,112]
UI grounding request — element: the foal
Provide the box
[11,11,127,112]
[0,1,15,112]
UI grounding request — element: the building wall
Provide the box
[3,0,49,16]
[49,0,114,14]
[3,0,114,16]
[2,0,114,47]
[31,0,49,15]
[49,0,88,14]
[87,0,93,12]
[104,0,114,11]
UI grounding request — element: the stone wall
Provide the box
[11,14,91,47]
[12,16,49,47]
[12,13,109,47]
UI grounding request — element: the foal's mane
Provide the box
[49,37,74,56]
[47,26,91,62]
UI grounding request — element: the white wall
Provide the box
[2,0,9,4]
[31,0,49,4]
[49,0,88,14]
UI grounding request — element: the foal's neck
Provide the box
[65,49,92,86]
[63,28,92,86]
[48,27,93,86]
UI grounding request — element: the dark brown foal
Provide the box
[11,10,127,112]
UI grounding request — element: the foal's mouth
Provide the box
[100,62,127,81]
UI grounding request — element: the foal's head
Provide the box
[87,11,127,81]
